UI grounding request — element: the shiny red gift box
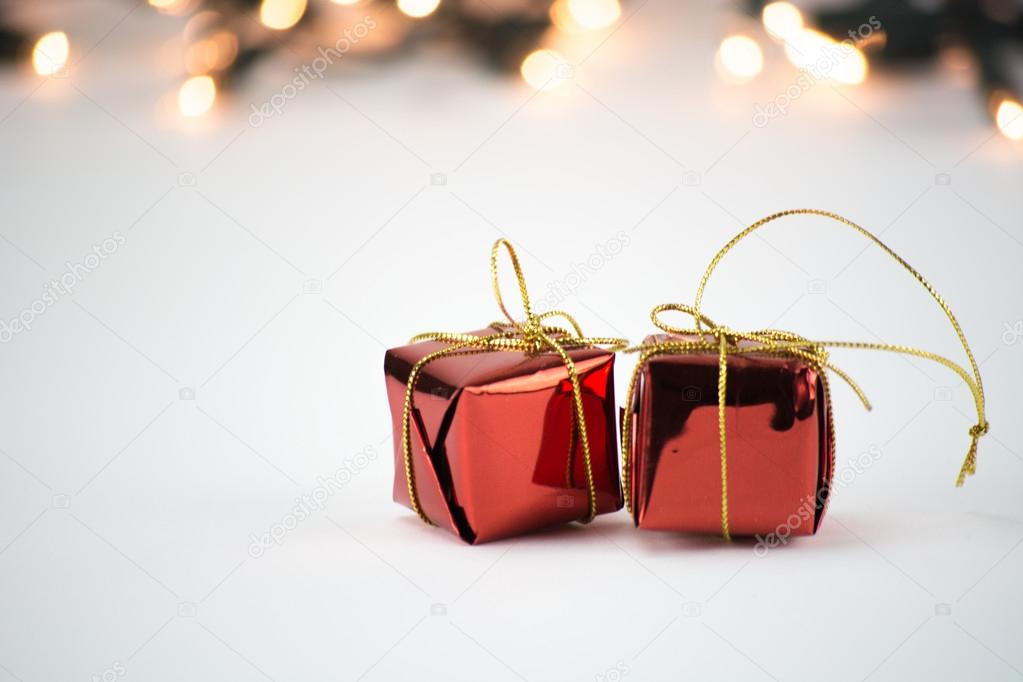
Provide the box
[384,329,622,543]
[625,333,834,537]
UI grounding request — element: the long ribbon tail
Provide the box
[957,424,986,487]
[815,340,988,486]
[690,209,988,485]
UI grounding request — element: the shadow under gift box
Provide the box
[384,329,623,544]
[626,334,834,537]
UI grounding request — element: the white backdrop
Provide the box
[1,1,1022,680]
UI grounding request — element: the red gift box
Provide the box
[625,333,833,537]
[385,240,626,543]
[622,210,989,540]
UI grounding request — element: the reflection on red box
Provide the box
[626,335,833,537]
[385,330,622,544]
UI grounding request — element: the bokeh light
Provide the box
[783,28,867,85]
[996,99,1023,140]
[148,0,193,15]
[520,49,570,91]
[397,0,441,19]
[761,2,804,42]
[716,35,763,82]
[569,0,621,30]
[32,31,70,77]
[178,74,216,117]
[184,32,239,74]
[259,0,307,30]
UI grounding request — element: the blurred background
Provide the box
[3,0,1023,132]
[1,1,1022,681]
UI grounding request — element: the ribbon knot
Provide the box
[512,318,549,354]
[621,209,989,540]
[400,239,627,528]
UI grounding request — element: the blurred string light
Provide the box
[153,0,625,118]
[148,0,194,16]
[32,31,69,76]
[520,48,570,91]
[259,0,308,30]
[717,2,866,86]
[761,2,803,42]
[184,31,238,75]
[716,35,763,82]
[550,0,621,33]
[781,27,867,84]
[753,0,876,84]
[996,99,1023,140]
[741,0,1023,144]
[178,74,216,117]
[396,0,441,19]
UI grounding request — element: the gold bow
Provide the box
[621,209,989,540]
[401,239,628,526]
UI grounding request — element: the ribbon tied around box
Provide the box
[621,209,989,540]
[402,239,628,526]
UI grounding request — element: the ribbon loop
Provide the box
[691,209,987,472]
[402,239,628,528]
[490,238,539,337]
[622,209,989,540]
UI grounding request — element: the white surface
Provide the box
[1,1,1022,681]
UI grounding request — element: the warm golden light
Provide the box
[550,0,621,33]
[148,0,192,15]
[211,31,239,69]
[717,35,763,81]
[783,28,867,85]
[32,31,70,76]
[520,49,570,91]
[783,28,826,70]
[259,0,307,30]
[397,0,441,18]
[185,31,239,74]
[185,39,219,75]
[566,0,621,30]
[549,0,574,32]
[832,44,867,85]
[330,0,362,4]
[178,75,216,117]
[761,2,803,42]
[183,10,221,42]
[996,99,1023,141]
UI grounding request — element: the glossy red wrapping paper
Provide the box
[384,329,623,544]
[626,334,834,537]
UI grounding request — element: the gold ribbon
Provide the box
[620,209,989,540]
[402,239,628,526]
